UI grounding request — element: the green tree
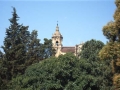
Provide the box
[80,39,104,60]
[43,38,56,59]
[0,7,56,89]
[99,0,120,89]
[78,39,113,90]
[26,36,55,66]
[0,7,30,89]
[0,51,6,89]
[10,53,79,90]
[10,51,112,90]
[26,30,42,66]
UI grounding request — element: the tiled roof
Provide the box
[61,47,75,53]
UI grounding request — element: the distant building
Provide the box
[52,23,83,57]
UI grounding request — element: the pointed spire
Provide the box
[56,21,59,31]
[57,21,58,26]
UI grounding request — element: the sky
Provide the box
[1,0,116,48]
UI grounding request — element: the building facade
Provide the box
[52,23,83,57]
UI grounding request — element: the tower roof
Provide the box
[52,23,63,38]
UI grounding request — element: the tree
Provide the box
[26,30,42,65]
[0,51,6,89]
[0,7,56,89]
[10,39,112,90]
[99,0,120,89]
[0,7,30,89]
[9,53,80,90]
[80,39,104,60]
[26,36,55,66]
[10,51,112,90]
[42,38,56,59]
[78,39,113,89]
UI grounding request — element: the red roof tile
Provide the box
[61,47,75,53]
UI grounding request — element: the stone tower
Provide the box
[52,23,63,54]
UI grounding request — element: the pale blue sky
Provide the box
[1,0,116,47]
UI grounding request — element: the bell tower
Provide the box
[52,22,63,51]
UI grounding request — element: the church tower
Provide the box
[52,22,63,52]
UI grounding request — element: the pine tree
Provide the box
[99,0,120,89]
[1,7,30,82]
[26,30,42,65]
[43,38,55,59]
[0,51,6,89]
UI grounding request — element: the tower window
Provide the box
[56,41,59,46]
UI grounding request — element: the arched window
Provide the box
[56,41,59,46]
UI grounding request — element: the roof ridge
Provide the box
[62,46,75,47]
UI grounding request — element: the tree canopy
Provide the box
[0,7,55,89]
[0,1,119,89]
[79,39,113,89]
[99,0,120,89]
[80,39,104,60]
[9,39,111,90]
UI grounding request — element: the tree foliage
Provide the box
[1,2,119,89]
[10,53,77,90]
[2,7,27,80]
[10,48,112,90]
[80,39,113,89]
[26,30,42,65]
[99,0,120,89]
[80,39,104,60]
[0,7,54,89]
[0,7,30,89]
[42,38,56,59]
